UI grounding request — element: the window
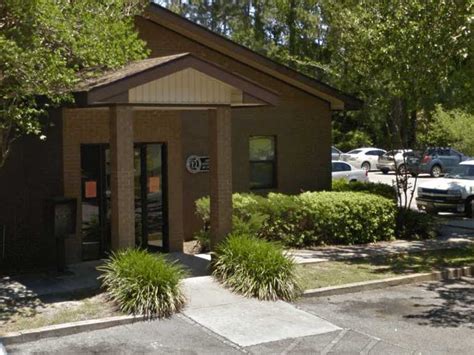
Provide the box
[249,136,276,189]
[332,162,351,172]
[366,150,385,156]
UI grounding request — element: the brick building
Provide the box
[0,4,360,269]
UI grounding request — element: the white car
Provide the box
[331,146,343,160]
[341,147,386,171]
[332,161,369,182]
[416,160,474,217]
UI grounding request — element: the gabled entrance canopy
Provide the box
[74,53,279,107]
[71,53,279,255]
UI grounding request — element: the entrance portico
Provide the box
[63,54,279,262]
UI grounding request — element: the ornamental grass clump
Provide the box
[211,234,301,301]
[98,249,187,319]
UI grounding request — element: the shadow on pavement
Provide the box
[0,261,102,326]
[404,278,474,328]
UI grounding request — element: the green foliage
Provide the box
[211,234,300,300]
[418,105,474,156]
[98,249,187,319]
[194,193,267,244]
[0,0,149,166]
[195,191,397,248]
[161,1,472,149]
[194,229,210,252]
[332,128,373,152]
[332,179,397,201]
[261,192,397,247]
[396,209,438,240]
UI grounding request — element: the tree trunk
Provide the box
[287,0,297,58]
[407,110,417,148]
[253,0,264,44]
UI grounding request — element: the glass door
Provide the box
[80,144,110,260]
[134,143,168,251]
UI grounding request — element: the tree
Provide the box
[0,0,149,167]
[419,105,474,156]
[158,1,472,151]
[323,0,472,148]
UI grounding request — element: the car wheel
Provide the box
[361,162,371,171]
[381,168,389,175]
[466,198,473,218]
[397,164,407,175]
[430,165,442,178]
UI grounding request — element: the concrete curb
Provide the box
[303,265,473,298]
[0,314,146,346]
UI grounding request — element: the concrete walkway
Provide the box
[181,276,339,347]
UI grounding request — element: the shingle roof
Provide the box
[75,53,190,92]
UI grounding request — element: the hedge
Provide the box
[332,179,397,201]
[195,191,397,248]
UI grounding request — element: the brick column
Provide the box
[110,105,135,250]
[209,107,233,250]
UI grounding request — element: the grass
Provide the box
[0,294,120,335]
[298,247,474,290]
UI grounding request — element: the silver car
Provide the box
[376,149,413,174]
[341,147,386,171]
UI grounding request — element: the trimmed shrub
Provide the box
[332,179,397,201]
[211,234,300,300]
[396,209,438,240]
[195,191,397,248]
[98,249,187,319]
[260,192,397,247]
[194,193,266,251]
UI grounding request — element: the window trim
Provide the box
[249,135,277,190]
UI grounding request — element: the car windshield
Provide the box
[347,149,362,154]
[445,165,474,180]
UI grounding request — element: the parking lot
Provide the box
[367,171,430,210]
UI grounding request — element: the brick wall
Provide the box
[135,18,332,241]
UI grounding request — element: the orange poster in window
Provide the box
[149,176,160,193]
[85,181,97,198]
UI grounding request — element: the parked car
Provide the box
[331,146,342,161]
[340,148,386,171]
[331,161,369,182]
[376,149,413,174]
[416,160,474,217]
[406,147,468,177]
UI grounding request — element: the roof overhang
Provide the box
[74,53,279,107]
[144,4,363,111]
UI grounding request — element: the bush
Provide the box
[98,249,187,319]
[260,192,396,247]
[332,179,397,201]
[194,194,267,251]
[396,209,438,240]
[211,234,300,300]
[195,191,397,248]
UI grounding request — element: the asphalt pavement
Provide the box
[6,279,473,354]
[367,171,428,210]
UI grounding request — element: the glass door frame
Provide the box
[80,144,110,259]
[134,142,169,252]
